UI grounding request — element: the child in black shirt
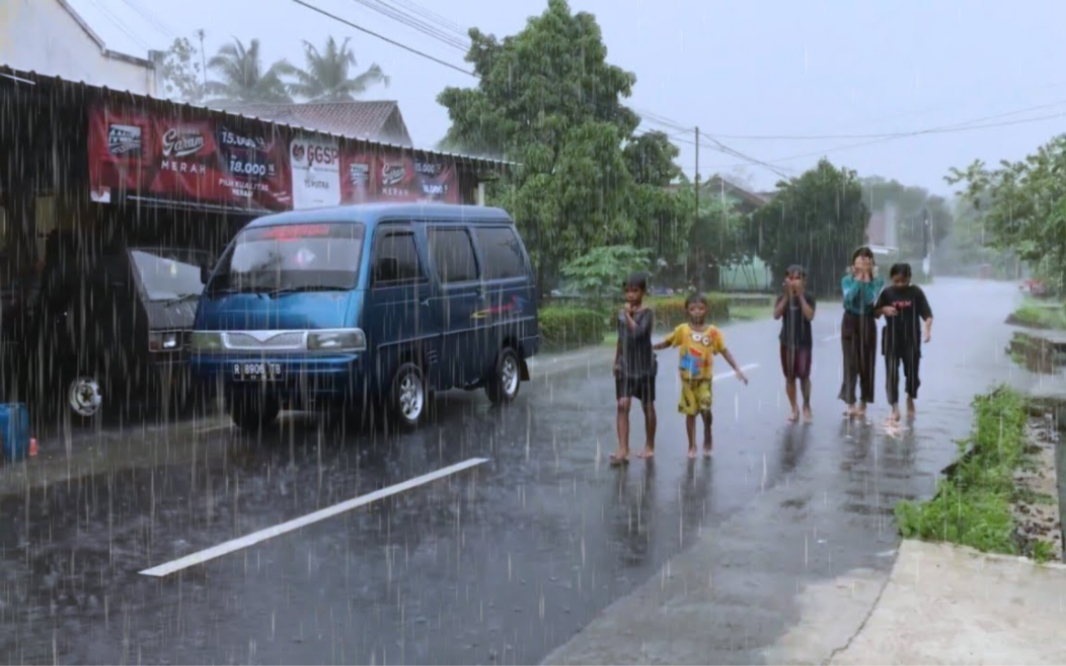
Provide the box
[874,263,934,423]
[611,273,657,464]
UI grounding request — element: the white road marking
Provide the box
[139,457,490,578]
[714,363,760,382]
[822,333,842,342]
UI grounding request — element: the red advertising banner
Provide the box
[377,154,460,204]
[89,102,291,211]
[338,152,459,204]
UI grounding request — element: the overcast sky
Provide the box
[69,0,1066,195]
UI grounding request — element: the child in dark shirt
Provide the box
[774,265,816,423]
[611,273,657,464]
[875,263,934,423]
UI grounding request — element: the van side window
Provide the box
[476,227,527,280]
[427,228,478,284]
[373,231,423,285]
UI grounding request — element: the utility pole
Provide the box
[694,126,700,290]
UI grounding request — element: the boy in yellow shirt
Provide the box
[655,293,749,458]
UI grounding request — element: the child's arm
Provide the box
[720,347,748,385]
[773,294,788,320]
[918,288,934,342]
[797,291,815,321]
[653,326,678,351]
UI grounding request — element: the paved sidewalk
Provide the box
[831,540,1066,665]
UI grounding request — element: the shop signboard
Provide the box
[89,102,291,210]
[374,154,460,204]
[290,135,341,209]
[340,152,375,204]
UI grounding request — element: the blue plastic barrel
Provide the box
[0,403,31,462]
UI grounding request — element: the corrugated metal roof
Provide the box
[211,101,414,147]
[0,64,516,171]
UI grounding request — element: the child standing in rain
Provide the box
[612,273,657,465]
[875,263,933,423]
[774,265,816,423]
[654,293,748,458]
[839,247,884,419]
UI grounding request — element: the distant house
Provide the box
[699,175,771,214]
[212,101,414,147]
[0,0,161,95]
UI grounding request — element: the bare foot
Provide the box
[638,448,655,459]
[802,407,813,423]
[844,404,859,417]
[856,404,867,419]
[886,409,901,424]
[703,442,713,457]
[907,398,916,419]
[609,451,630,466]
[687,448,698,459]
[788,410,799,423]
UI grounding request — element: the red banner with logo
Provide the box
[338,152,459,204]
[88,102,291,211]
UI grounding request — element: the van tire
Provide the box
[230,396,280,432]
[486,347,522,405]
[390,362,428,429]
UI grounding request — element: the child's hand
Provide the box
[881,305,898,317]
[924,330,932,344]
[737,371,749,385]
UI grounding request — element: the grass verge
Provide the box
[895,386,1028,555]
[1008,299,1066,330]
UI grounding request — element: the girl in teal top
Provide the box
[838,247,884,417]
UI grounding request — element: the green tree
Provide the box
[158,36,205,103]
[290,37,388,102]
[437,0,643,292]
[749,159,869,296]
[561,245,652,299]
[946,136,1066,287]
[205,38,294,104]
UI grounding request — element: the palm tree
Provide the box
[205,38,294,104]
[290,37,388,102]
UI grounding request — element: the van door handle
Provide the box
[420,298,430,307]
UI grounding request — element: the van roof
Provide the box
[245,203,513,229]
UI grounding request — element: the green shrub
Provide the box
[540,305,606,351]
[895,386,1028,555]
[646,294,730,329]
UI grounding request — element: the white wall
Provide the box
[0,0,156,94]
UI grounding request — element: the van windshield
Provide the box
[207,222,366,295]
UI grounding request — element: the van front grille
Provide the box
[223,331,306,350]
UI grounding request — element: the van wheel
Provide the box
[486,347,522,405]
[390,362,427,429]
[230,396,280,432]
[67,375,104,422]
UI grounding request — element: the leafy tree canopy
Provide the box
[946,135,1066,286]
[749,159,869,296]
[438,0,665,290]
[205,38,294,104]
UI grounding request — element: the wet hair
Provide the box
[685,292,709,309]
[622,272,648,292]
[890,263,912,279]
[786,264,807,279]
[852,246,875,262]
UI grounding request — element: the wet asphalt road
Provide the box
[0,278,1023,665]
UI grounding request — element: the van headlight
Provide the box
[306,329,367,352]
[149,331,183,352]
[189,331,224,352]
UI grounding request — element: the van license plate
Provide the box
[233,362,283,382]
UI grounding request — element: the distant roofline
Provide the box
[55,0,156,69]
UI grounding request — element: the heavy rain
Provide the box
[0,0,1063,664]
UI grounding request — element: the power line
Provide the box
[388,0,469,39]
[116,0,177,40]
[702,97,1066,141]
[348,0,469,52]
[290,0,476,77]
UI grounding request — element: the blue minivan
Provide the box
[189,203,539,431]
